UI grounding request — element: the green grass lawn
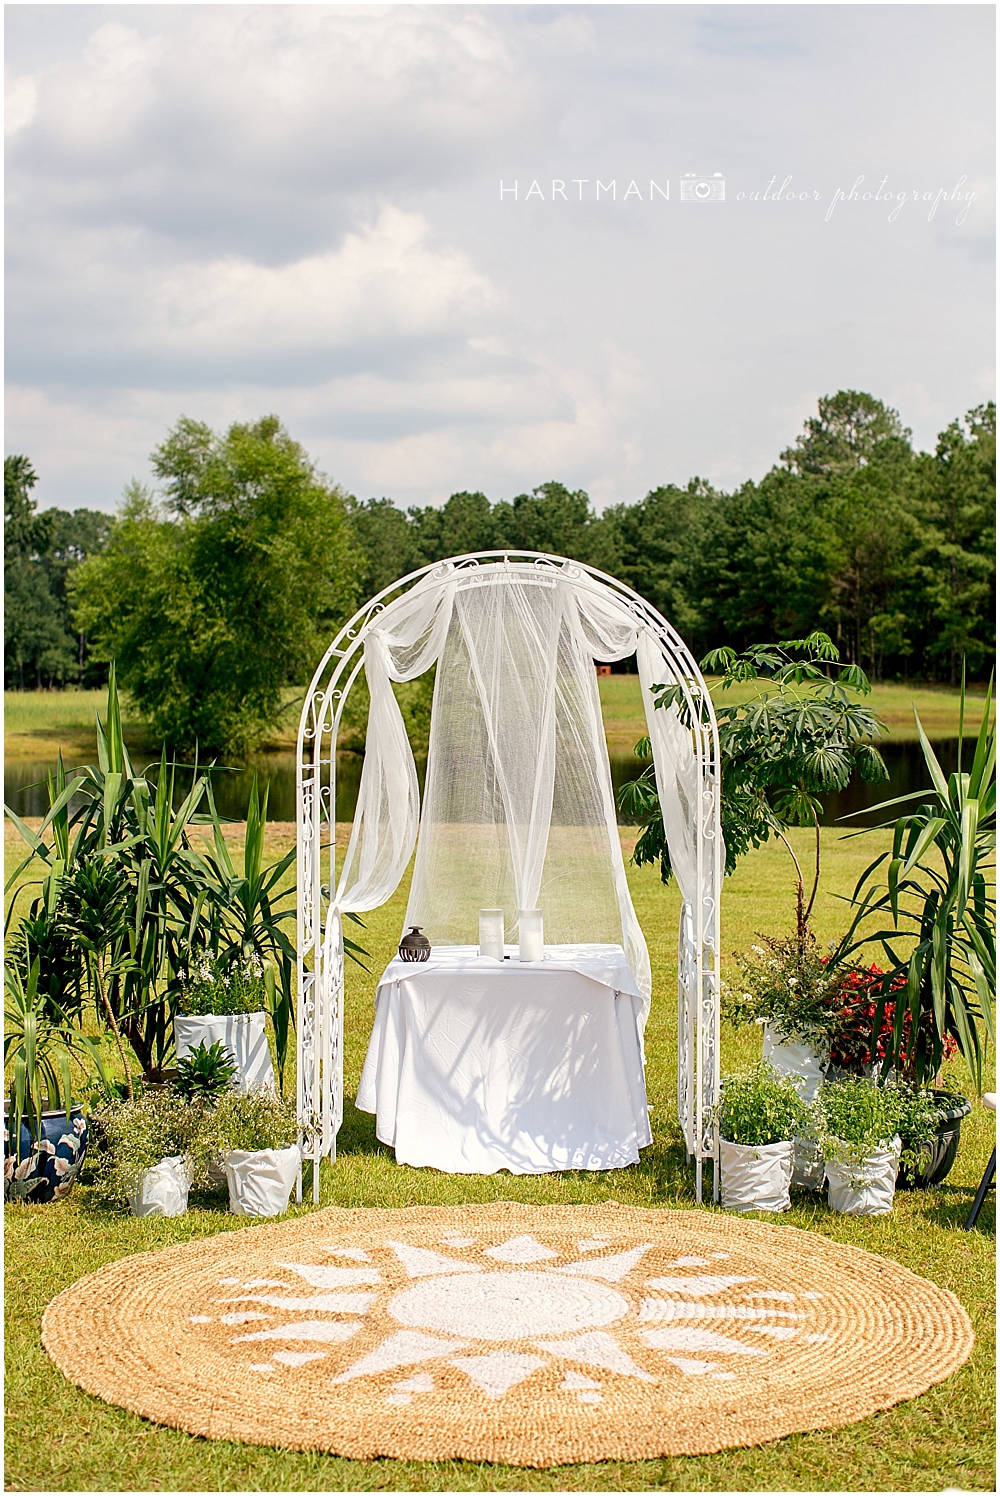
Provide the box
[4,824,995,1492]
[4,676,987,764]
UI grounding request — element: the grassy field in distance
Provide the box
[4,676,987,763]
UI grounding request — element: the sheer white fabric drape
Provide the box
[404,566,651,1011]
[328,561,707,1030]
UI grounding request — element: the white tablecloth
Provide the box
[356,944,652,1175]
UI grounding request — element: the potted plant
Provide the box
[712,1062,806,1213]
[835,681,994,1184]
[92,1089,205,1217]
[723,936,851,1189]
[810,1077,936,1215]
[5,675,299,1092]
[826,964,970,1189]
[194,1089,300,1218]
[175,953,276,1094]
[723,935,846,1098]
[4,959,107,1204]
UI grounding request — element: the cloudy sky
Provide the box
[5,3,995,515]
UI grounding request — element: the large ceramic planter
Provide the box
[825,1136,901,1215]
[223,1143,300,1218]
[174,1013,275,1094]
[719,1138,793,1213]
[129,1155,193,1217]
[897,1090,973,1190]
[3,1104,88,1204]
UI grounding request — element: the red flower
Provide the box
[827,963,957,1072]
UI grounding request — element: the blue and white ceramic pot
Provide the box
[3,1105,89,1203]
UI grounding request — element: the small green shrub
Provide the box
[809,1077,936,1172]
[91,1090,207,1207]
[722,935,845,1046]
[713,1062,807,1147]
[179,954,266,1016]
[173,1041,238,1102]
[193,1089,298,1168]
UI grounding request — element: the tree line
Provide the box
[4,391,994,754]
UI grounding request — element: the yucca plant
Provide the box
[836,676,995,1092]
[4,958,109,1160]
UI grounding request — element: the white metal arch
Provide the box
[295,552,722,1202]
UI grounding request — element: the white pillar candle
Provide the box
[518,909,544,962]
[478,908,505,960]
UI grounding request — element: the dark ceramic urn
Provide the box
[399,926,431,962]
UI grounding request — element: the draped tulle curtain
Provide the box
[404,566,651,1010]
[328,560,710,1024]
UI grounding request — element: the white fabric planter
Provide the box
[825,1137,902,1215]
[129,1155,192,1217]
[174,1013,275,1094]
[792,1137,826,1192]
[762,1023,828,1103]
[719,1138,793,1213]
[223,1143,301,1218]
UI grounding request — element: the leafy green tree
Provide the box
[697,394,919,678]
[349,497,419,599]
[4,456,74,688]
[903,403,996,683]
[71,416,362,754]
[409,490,501,565]
[40,508,113,684]
[607,479,717,648]
[695,468,840,650]
[619,634,889,944]
[780,390,913,476]
[4,456,113,688]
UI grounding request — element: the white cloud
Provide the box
[4,5,994,515]
[4,70,37,138]
[151,207,497,355]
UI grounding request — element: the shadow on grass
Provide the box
[901,1179,996,1234]
[336,1098,395,1159]
[335,1094,702,1206]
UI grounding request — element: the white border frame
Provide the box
[295,552,722,1202]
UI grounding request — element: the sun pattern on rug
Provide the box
[186,1229,832,1405]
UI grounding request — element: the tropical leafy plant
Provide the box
[4,958,108,1159]
[712,1062,807,1147]
[4,669,319,1091]
[173,1041,238,1102]
[191,776,296,1088]
[619,633,889,943]
[835,678,995,1091]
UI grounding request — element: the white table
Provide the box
[355,944,651,1175]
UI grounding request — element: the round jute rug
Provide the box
[42,1201,973,1467]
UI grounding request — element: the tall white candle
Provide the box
[518,909,544,962]
[479,908,505,960]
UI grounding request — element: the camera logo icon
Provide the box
[680,173,725,202]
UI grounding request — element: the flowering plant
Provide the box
[826,963,958,1075]
[192,1088,298,1167]
[92,1089,208,1206]
[178,953,266,1017]
[722,935,845,1046]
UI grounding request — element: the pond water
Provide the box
[5,739,958,828]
